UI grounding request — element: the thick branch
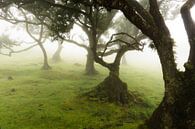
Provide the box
[181,0,195,66]
[95,0,157,38]
[181,0,195,39]
[149,0,170,35]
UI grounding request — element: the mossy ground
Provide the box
[0,56,164,129]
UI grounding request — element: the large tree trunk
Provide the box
[52,42,63,63]
[146,34,195,129]
[39,43,51,70]
[87,66,131,105]
[85,48,97,75]
[146,72,195,129]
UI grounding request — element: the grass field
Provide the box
[0,56,164,129]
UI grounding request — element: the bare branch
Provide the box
[101,32,142,57]
[0,43,39,57]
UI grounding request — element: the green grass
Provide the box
[0,57,164,129]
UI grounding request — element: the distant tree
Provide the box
[21,10,51,70]
[74,7,117,75]
[0,34,38,56]
[0,34,19,56]
[49,5,117,75]
[0,7,51,70]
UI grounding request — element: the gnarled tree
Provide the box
[94,0,195,129]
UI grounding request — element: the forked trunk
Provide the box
[85,49,97,75]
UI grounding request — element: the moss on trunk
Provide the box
[86,73,137,105]
[146,72,195,129]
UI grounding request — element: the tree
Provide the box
[0,7,51,70]
[64,1,144,104]
[0,34,39,56]
[94,0,195,129]
[51,5,117,75]
[76,7,117,75]
[91,32,144,104]
[0,34,19,56]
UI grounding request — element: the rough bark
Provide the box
[146,1,195,129]
[85,48,97,75]
[146,71,195,129]
[87,67,131,105]
[94,0,195,128]
[52,42,63,63]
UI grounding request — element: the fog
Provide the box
[0,11,192,71]
[1,1,195,129]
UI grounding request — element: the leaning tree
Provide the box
[93,0,195,129]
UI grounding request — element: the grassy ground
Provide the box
[0,56,164,129]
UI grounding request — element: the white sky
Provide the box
[0,7,195,70]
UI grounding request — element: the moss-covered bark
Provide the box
[87,71,132,105]
[146,71,195,129]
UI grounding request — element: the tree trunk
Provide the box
[146,35,195,129]
[85,49,97,75]
[146,72,195,129]
[39,43,51,70]
[52,42,63,63]
[87,65,133,105]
